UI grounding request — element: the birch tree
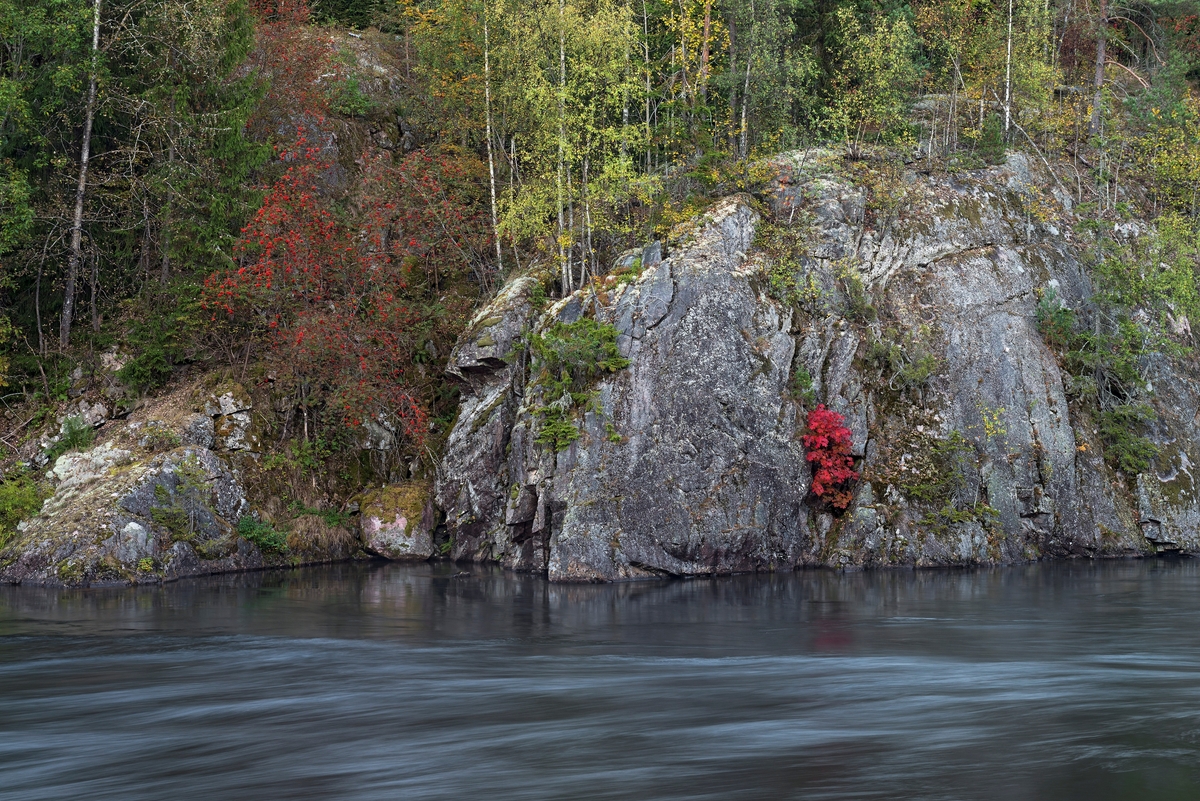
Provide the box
[60,0,100,348]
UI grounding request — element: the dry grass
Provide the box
[286,514,358,552]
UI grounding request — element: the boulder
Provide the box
[63,399,109,429]
[204,384,253,417]
[204,383,260,452]
[181,414,216,449]
[359,483,436,560]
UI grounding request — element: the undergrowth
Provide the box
[1036,289,1160,476]
[237,516,289,553]
[0,470,46,548]
[908,432,999,536]
[865,326,940,396]
[529,318,630,450]
[288,500,350,527]
[754,217,826,314]
[790,364,817,405]
[868,423,999,540]
[45,416,95,462]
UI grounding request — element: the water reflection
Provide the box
[2,560,1200,799]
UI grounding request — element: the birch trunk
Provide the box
[61,0,101,349]
[1003,0,1013,134]
[1089,0,1107,135]
[557,0,569,294]
[483,4,503,280]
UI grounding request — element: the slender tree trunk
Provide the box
[726,12,737,152]
[557,0,569,294]
[35,264,43,355]
[62,0,101,349]
[582,153,593,284]
[738,0,755,160]
[35,236,47,357]
[951,57,965,152]
[621,4,631,159]
[676,5,687,99]
[698,0,713,109]
[160,136,174,285]
[1089,0,1107,136]
[928,101,937,158]
[483,3,503,280]
[566,163,575,289]
[740,63,751,158]
[508,134,520,270]
[668,45,676,159]
[139,197,152,281]
[642,0,651,173]
[160,83,177,287]
[1003,0,1013,134]
[90,251,99,332]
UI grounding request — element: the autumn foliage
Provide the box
[202,140,488,442]
[245,0,334,142]
[802,404,858,510]
[198,0,495,452]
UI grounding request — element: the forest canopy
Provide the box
[3,0,1200,458]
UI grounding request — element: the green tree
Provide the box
[824,6,918,151]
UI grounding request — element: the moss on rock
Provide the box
[358,482,436,560]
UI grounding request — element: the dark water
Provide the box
[3,561,1200,800]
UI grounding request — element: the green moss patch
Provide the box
[529,319,630,450]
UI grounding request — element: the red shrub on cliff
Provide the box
[802,404,858,510]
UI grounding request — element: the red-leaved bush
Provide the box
[246,0,334,142]
[202,141,488,442]
[202,0,492,449]
[802,404,858,510]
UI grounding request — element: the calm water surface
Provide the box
[3,559,1200,799]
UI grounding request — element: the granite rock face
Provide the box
[436,151,1183,581]
[1,380,339,586]
[0,445,257,586]
[434,276,544,566]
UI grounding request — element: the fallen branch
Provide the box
[0,412,42,452]
[1105,60,1150,89]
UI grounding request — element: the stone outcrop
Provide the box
[2,381,335,586]
[1,444,258,586]
[204,383,260,452]
[435,150,1193,581]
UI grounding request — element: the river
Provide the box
[3,559,1200,799]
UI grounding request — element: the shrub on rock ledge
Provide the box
[802,404,858,510]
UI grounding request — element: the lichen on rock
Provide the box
[0,443,255,586]
[0,378,348,586]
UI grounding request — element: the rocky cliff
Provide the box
[436,150,1199,580]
